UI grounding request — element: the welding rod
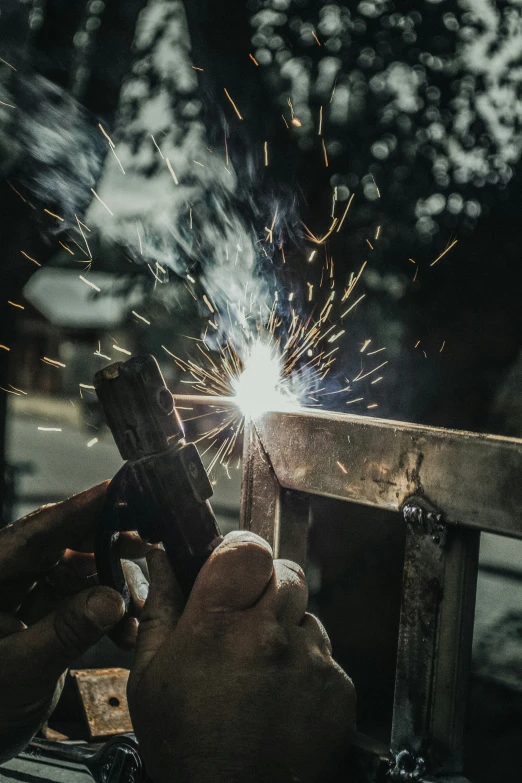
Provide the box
[173,394,238,408]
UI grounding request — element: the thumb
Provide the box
[21,586,124,679]
[186,530,274,614]
[133,548,184,675]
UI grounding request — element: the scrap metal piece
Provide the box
[70,668,132,739]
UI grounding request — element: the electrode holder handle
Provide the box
[94,355,223,608]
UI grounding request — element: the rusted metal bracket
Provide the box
[70,668,133,739]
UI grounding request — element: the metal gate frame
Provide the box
[239,409,522,782]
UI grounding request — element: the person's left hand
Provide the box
[0,482,149,762]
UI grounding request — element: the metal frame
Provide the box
[239,409,522,782]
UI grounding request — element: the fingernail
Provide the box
[282,560,305,579]
[224,530,273,555]
[136,582,149,602]
[86,588,124,629]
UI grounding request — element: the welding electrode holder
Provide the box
[93,355,223,611]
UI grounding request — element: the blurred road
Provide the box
[6,410,241,532]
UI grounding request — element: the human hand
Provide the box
[0,482,149,761]
[128,531,356,783]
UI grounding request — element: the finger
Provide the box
[12,586,124,682]
[122,559,149,615]
[256,559,308,626]
[300,612,333,656]
[133,549,184,674]
[186,531,274,614]
[0,482,109,583]
[0,612,26,639]
[115,532,156,560]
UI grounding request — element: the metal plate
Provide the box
[252,409,522,538]
[70,668,132,739]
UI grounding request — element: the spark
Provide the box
[79,383,95,389]
[328,330,345,343]
[113,345,132,356]
[291,117,302,127]
[367,403,378,409]
[0,345,10,351]
[264,141,269,167]
[44,209,64,222]
[79,275,100,292]
[0,386,20,396]
[336,193,355,233]
[7,182,26,202]
[330,79,338,103]
[42,357,66,368]
[346,397,364,404]
[10,384,27,395]
[360,339,372,353]
[87,438,99,447]
[353,360,388,382]
[249,53,259,66]
[38,427,62,432]
[166,158,179,185]
[90,188,113,216]
[98,123,125,174]
[366,239,374,250]
[322,138,329,167]
[282,115,289,129]
[341,294,365,319]
[409,258,416,264]
[312,31,321,46]
[414,340,420,348]
[151,135,164,158]
[21,251,41,267]
[187,274,196,284]
[8,301,24,310]
[132,310,151,325]
[375,226,381,240]
[0,57,16,70]
[203,295,215,314]
[94,351,111,360]
[193,160,205,167]
[430,239,458,267]
[367,347,386,356]
[371,175,381,198]
[308,250,317,262]
[192,66,204,71]
[440,340,446,353]
[59,241,74,255]
[75,214,92,258]
[371,376,383,384]
[318,106,323,135]
[224,88,243,120]
[337,461,347,474]
[0,100,15,109]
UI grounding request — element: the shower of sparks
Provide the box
[163,249,381,476]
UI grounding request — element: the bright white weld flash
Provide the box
[232,342,299,418]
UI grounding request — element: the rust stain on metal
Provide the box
[70,668,132,738]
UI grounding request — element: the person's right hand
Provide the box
[128,531,356,783]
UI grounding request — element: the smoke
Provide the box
[1,71,105,225]
[85,0,288,350]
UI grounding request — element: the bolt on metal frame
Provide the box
[239,409,522,782]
